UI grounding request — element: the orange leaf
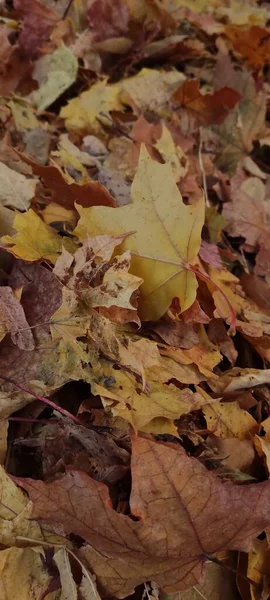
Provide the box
[17,435,270,597]
[173,79,241,125]
[226,25,270,68]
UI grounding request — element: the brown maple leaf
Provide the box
[16,435,270,597]
[173,80,241,126]
[226,25,270,68]
[15,150,116,209]
[14,0,59,59]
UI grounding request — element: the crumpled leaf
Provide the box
[91,364,211,434]
[73,144,205,320]
[30,45,78,111]
[17,435,270,598]
[0,161,36,211]
[173,80,241,125]
[223,176,267,248]
[0,286,34,350]
[1,209,63,263]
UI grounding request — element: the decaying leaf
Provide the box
[0,286,34,350]
[17,435,270,598]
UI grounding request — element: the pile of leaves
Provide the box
[0,0,270,598]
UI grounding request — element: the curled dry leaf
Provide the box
[17,435,270,598]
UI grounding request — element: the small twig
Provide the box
[0,374,83,426]
[198,127,210,208]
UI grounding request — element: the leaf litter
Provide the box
[0,0,269,599]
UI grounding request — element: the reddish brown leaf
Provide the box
[226,26,270,68]
[173,80,241,125]
[14,0,59,58]
[16,150,116,209]
[88,0,130,42]
[153,319,199,349]
[17,435,270,597]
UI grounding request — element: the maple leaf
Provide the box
[226,25,270,68]
[88,0,130,42]
[17,435,270,597]
[0,286,34,351]
[1,209,63,263]
[73,145,205,320]
[16,150,116,209]
[222,176,267,248]
[91,361,210,434]
[173,80,241,126]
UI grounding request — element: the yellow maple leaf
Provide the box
[73,145,205,320]
[1,209,63,263]
[92,363,211,434]
[154,124,187,182]
[203,401,258,440]
[60,78,122,134]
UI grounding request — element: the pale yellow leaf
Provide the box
[73,145,205,320]
[154,124,186,181]
[54,548,78,600]
[7,98,39,131]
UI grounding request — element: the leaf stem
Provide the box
[0,374,83,426]
[204,553,260,590]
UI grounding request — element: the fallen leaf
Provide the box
[73,144,205,319]
[30,46,78,111]
[17,435,270,597]
[92,365,210,433]
[121,68,185,114]
[226,25,270,68]
[0,286,34,350]
[1,209,63,263]
[14,0,59,58]
[208,368,270,394]
[16,150,116,209]
[0,422,8,465]
[60,79,123,135]
[203,401,258,440]
[0,162,36,211]
[173,80,241,125]
[154,124,184,181]
[88,0,129,42]
[0,546,52,600]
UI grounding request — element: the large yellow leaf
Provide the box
[1,209,63,263]
[73,145,205,320]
